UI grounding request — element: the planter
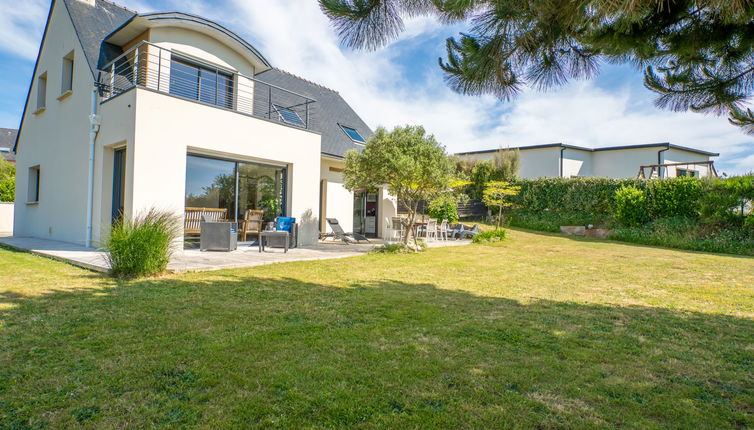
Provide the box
[585,228,613,239]
[560,225,586,236]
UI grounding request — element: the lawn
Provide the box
[0,229,752,428]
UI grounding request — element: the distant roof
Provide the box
[0,128,18,162]
[456,142,720,157]
[255,69,372,158]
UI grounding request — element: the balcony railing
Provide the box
[97,41,316,129]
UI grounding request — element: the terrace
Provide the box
[97,41,316,130]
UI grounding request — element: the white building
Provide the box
[13,0,397,247]
[457,143,719,179]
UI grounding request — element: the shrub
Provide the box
[427,194,459,222]
[371,241,426,254]
[105,209,181,278]
[472,229,507,243]
[644,177,702,219]
[0,158,14,202]
[509,210,605,232]
[614,185,648,227]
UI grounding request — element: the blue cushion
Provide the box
[276,217,296,232]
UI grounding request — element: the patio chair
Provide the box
[326,218,370,244]
[437,219,449,241]
[389,216,405,242]
[425,218,438,241]
[240,209,263,242]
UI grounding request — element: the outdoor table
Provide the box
[259,231,289,253]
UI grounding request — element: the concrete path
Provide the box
[0,236,471,274]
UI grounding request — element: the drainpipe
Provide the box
[657,146,669,179]
[85,86,102,248]
[559,147,566,177]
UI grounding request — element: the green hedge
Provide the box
[505,175,754,256]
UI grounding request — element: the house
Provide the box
[456,143,719,179]
[0,129,17,164]
[13,0,397,247]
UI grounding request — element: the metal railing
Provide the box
[97,41,316,129]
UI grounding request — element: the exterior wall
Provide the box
[0,203,13,233]
[320,158,354,235]
[663,148,714,178]
[378,187,398,237]
[591,148,664,178]
[123,89,322,245]
[562,149,592,177]
[13,1,95,244]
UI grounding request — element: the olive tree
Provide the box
[343,125,455,245]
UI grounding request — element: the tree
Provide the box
[492,148,520,181]
[0,158,15,202]
[482,181,520,229]
[343,125,455,245]
[320,0,754,134]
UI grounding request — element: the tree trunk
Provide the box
[497,205,503,229]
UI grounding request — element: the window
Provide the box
[339,125,365,143]
[61,51,74,94]
[36,72,47,111]
[677,168,697,177]
[273,104,305,126]
[169,58,234,109]
[28,166,40,203]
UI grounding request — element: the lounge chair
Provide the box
[326,218,370,243]
[452,224,480,239]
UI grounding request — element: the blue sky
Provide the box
[1,0,752,174]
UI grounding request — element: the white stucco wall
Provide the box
[14,1,96,245]
[120,89,322,245]
[663,148,715,177]
[320,158,354,234]
[562,149,593,177]
[0,203,13,233]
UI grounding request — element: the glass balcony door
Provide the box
[170,58,234,109]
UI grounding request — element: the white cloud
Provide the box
[0,0,47,60]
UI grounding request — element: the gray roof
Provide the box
[63,0,136,76]
[456,142,719,157]
[255,69,372,158]
[0,128,17,162]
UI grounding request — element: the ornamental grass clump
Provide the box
[105,209,180,278]
[472,229,507,244]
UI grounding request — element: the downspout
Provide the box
[85,86,102,248]
[559,147,566,177]
[657,146,669,179]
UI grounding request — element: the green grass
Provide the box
[1,230,753,428]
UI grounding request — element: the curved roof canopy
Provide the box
[104,12,272,72]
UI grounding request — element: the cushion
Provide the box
[276,217,296,232]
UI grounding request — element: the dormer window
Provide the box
[339,125,365,143]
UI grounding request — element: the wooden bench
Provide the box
[184,207,229,236]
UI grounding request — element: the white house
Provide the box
[457,143,719,179]
[13,0,397,247]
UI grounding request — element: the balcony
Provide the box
[97,41,316,129]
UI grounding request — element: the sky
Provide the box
[1,0,753,175]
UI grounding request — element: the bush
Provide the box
[472,229,507,243]
[645,177,702,219]
[610,216,754,256]
[509,210,605,232]
[427,195,459,222]
[0,158,14,202]
[614,185,648,227]
[105,209,181,278]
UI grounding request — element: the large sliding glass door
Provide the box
[353,191,378,237]
[185,154,286,241]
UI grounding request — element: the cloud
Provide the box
[0,0,47,60]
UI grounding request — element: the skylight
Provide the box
[340,125,365,143]
[273,104,305,127]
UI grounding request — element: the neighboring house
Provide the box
[456,143,719,179]
[0,128,17,164]
[14,0,397,247]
